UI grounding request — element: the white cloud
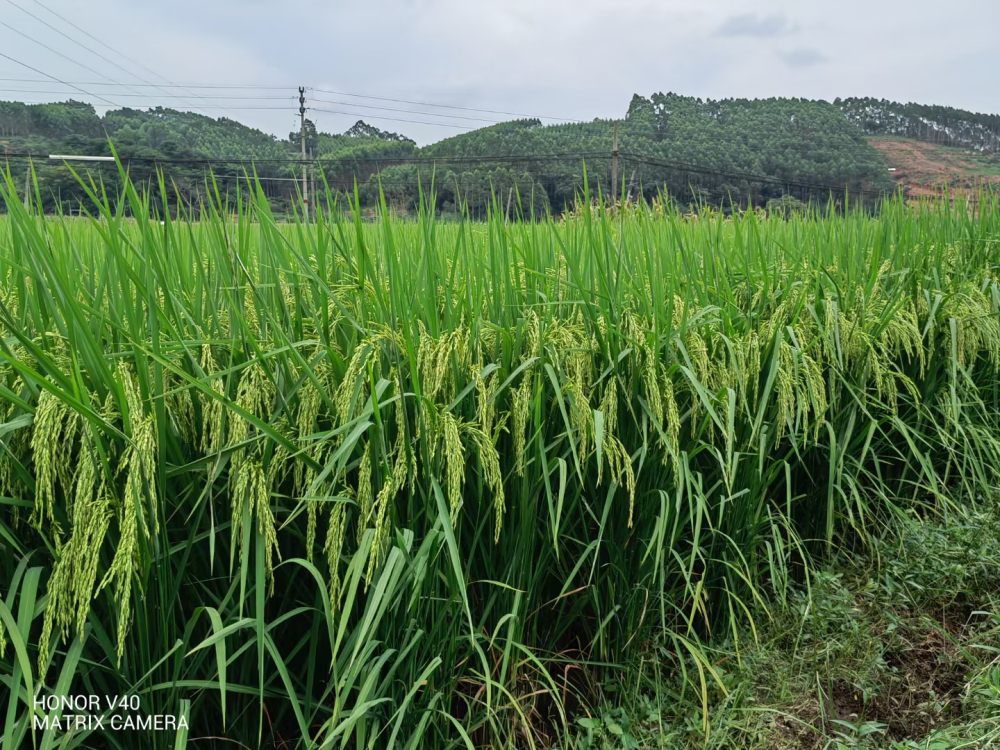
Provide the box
[781,48,827,68]
[717,13,793,38]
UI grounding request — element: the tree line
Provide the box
[0,92,947,216]
[837,97,1000,153]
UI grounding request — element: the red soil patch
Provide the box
[868,138,1000,199]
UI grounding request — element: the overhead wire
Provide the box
[0,77,300,89]
[309,87,583,123]
[0,148,894,200]
[622,151,891,194]
[0,151,607,165]
[0,68,972,165]
[0,72,899,166]
[0,50,119,106]
[23,0,247,117]
[308,106,474,130]
[0,91,890,166]
[0,100,300,110]
[3,0,170,105]
[308,97,505,125]
[0,89,298,101]
[0,76,587,123]
[0,20,125,106]
[6,155,953,210]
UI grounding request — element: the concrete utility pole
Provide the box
[611,120,619,202]
[299,86,309,221]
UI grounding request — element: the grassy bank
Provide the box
[1,169,1000,748]
[564,496,1000,749]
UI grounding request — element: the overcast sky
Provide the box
[1,0,997,145]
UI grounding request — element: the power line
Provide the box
[622,151,890,195]
[3,0,165,104]
[309,106,474,130]
[0,149,884,195]
[0,101,297,110]
[0,77,578,125]
[0,90,889,164]
[1,152,304,164]
[0,77,299,90]
[28,0,163,78]
[8,148,977,206]
[0,125,889,194]
[0,50,118,106]
[0,20,124,106]
[0,151,609,166]
[310,88,582,123]
[0,88,297,101]
[318,152,612,165]
[309,97,504,125]
[24,0,246,117]
[0,92,892,167]
[0,73,906,165]
[203,174,306,183]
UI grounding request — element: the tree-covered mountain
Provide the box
[314,122,417,197]
[837,97,1000,153]
[411,93,895,211]
[0,100,290,159]
[1,101,294,210]
[0,102,409,212]
[1,93,993,215]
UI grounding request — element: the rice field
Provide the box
[1,171,1000,749]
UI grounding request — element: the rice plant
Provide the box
[1,163,999,749]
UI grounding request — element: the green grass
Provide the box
[562,496,1000,749]
[1,163,1000,749]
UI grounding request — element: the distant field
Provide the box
[2,177,1000,748]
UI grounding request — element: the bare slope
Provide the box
[868,136,1000,198]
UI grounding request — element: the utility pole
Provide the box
[299,86,309,221]
[625,169,636,203]
[611,120,619,203]
[312,168,317,219]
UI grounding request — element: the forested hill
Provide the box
[0,100,412,210]
[0,100,289,159]
[1,93,993,214]
[837,97,1000,153]
[413,93,895,210]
